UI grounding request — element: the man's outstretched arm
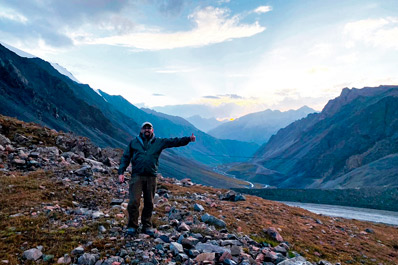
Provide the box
[162,133,196,149]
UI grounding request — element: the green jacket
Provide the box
[118,134,191,177]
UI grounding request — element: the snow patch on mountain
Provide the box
[50,62,80,83]
[0,41,36,58]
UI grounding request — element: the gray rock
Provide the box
[220,191,246,201]
[29,152,40,158]
[98,225,107,233]
[277,256,312,265]
[75,165,92,176]
[13,133,30,145]
[100,256,123,265]
[181,236,199,249]
[195,242,230,254]
[201,213,226,228]
[176,253,189,262]
[274,245,287,255]
[194,203,204,212]
[178,222,190,231]
[188,249,200,258]
[10,213,24,218]
[57,254,72,264]
[265,227,284,242]
[0,134,11,146]
[37,146,60,157]
[220,240,241,246]
[159,235,171,243]
[223,259,238,265]
[91,211,104,219]
[230,245,241,256]
[110,198,124,205]
[77,253,97,265]
[119,249,128,257]
[11,158,26,165]
[72,246,85,256]
[22,248,42,261]
[170,242,184,254]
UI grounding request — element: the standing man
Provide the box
[118,121,196,236]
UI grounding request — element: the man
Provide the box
[118,121,196,236]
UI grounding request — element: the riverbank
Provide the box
[282,201,398,226]
[233,187,398,211]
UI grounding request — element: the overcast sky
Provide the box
[1,0,398,118]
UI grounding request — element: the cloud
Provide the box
[0,8,28,23]
[0,0,133,48]
[197,94,260,108]
[253,6,272,14]
[344,17,398,49]
[91,6,265,50]
[154,66,197,74]
[203,95,220,99]
[152,93,165,96]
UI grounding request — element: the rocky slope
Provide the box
[227,86,398,188]
[1,116,398,265]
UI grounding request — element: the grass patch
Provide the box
[250,234,279,247]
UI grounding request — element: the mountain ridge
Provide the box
[227,86,398,189]
[208,106,315,145]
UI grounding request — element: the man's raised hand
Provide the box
[190,133,196,142]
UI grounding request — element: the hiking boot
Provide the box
[126,227,137,236]
[142,227,155,237]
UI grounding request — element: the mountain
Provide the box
[185,115,226,132]
[226,86,398,188]
[208,106,315,145]
[0,43,138,148]
[0,43,257,185]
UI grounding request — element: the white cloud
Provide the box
[89,6,265,50]
[0,9,28,23]
[155,66,197,74]
[344,17,398,49]
[253,6,272,14]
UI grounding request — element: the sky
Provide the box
[1,0,398,119]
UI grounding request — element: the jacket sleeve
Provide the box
[161,137,191,149]
[118,141,133,175]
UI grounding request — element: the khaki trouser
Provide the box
[127,175,157,229]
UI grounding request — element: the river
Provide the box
[281,201,398,226]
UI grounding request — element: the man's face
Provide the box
[141,125,154,138]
